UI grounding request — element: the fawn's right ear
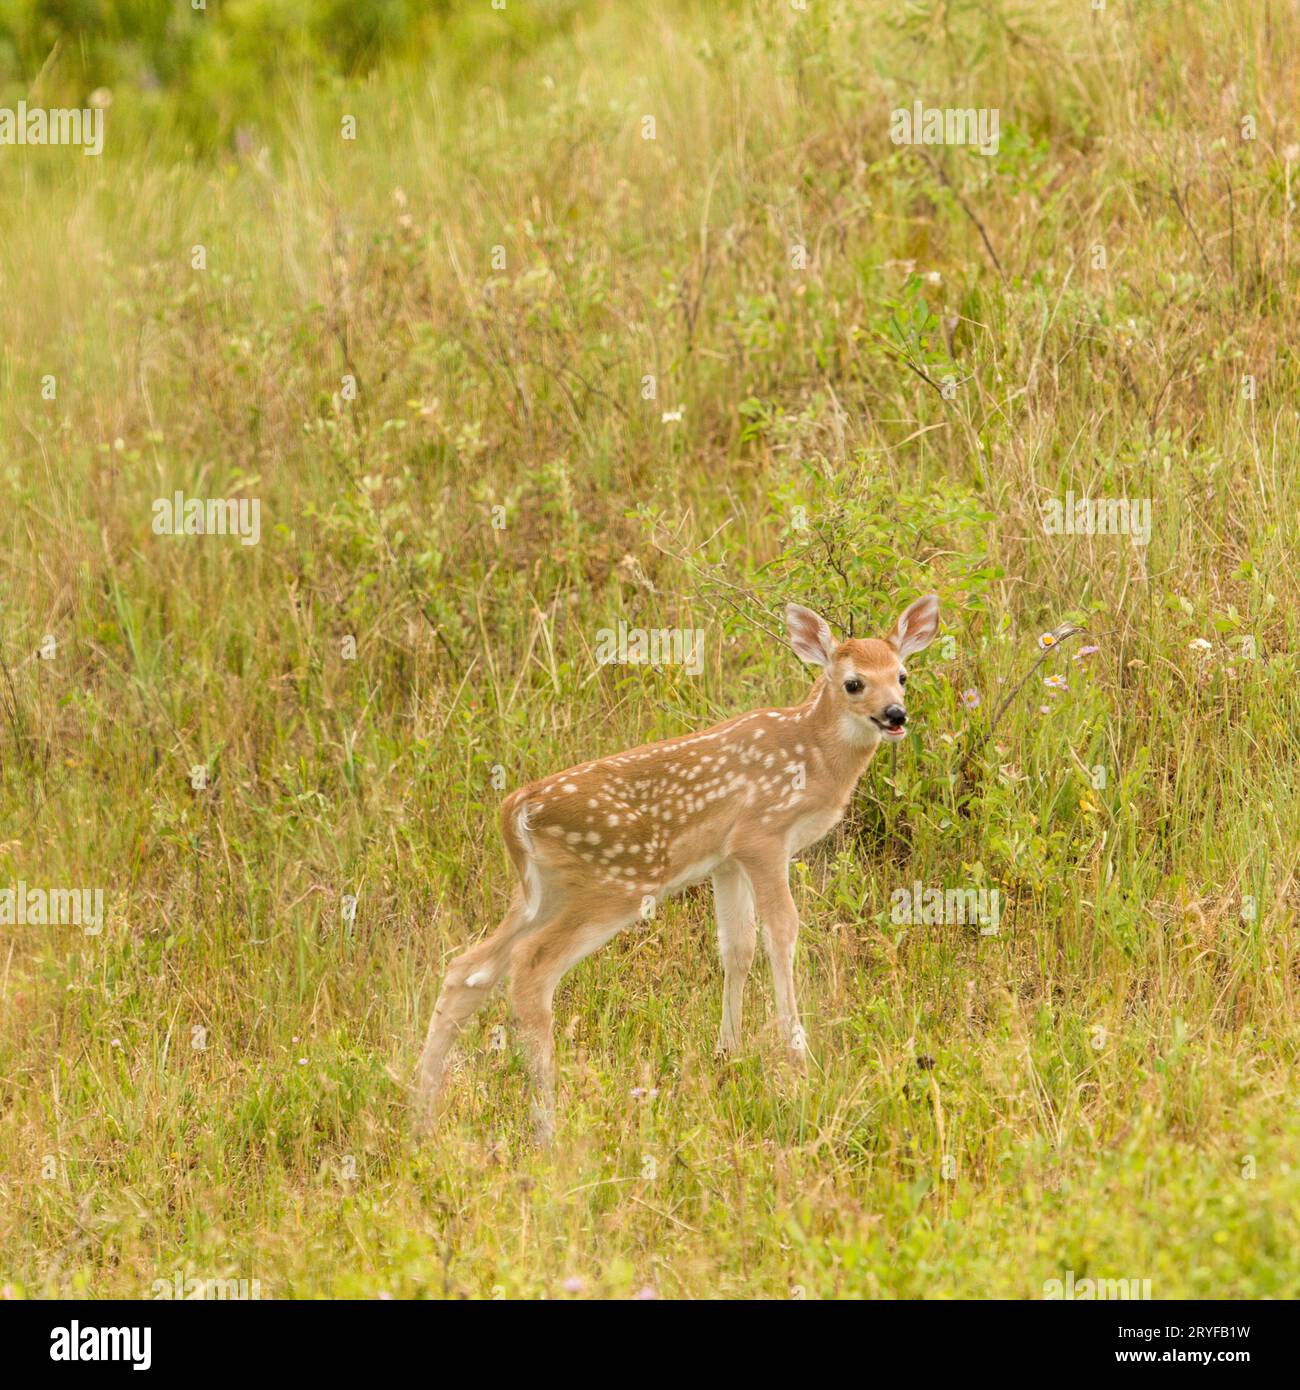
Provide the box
[785,603,836,668]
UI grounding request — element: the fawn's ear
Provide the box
[785,603,836,668]
[888,593,940,659]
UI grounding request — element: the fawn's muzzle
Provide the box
[882,704,906,728]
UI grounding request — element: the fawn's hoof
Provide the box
[531,1114,556,1148]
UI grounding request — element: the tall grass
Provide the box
[0,0,1297,1297]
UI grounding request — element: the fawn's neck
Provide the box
[795,675,882,787]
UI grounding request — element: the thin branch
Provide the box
[977,623,1087,750]
[917,149,1006,285]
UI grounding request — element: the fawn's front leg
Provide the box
[735,850,808,1068]
[712,860,756,1055]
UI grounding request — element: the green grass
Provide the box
[1,0,1298,1298]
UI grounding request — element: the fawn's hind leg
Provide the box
[509,902,637,1144]
[414,889,545,1132]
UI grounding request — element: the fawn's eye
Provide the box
[843,678,864,695]
[898,672,907,686]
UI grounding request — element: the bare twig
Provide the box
[917,149,1006,285]
[1169,181,1215,278]
[647,530,786,644]
[977,623,1087,750]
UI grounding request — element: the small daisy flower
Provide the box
[634,1286,659,1300]
[563,1276,585,1294]
[1073,645,1099,662]
[1037,632,1057,650]
[1044,674,1068,692]
[960,688,981,709]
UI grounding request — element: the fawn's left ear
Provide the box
[889,594,940,658]
[785,603,837,668]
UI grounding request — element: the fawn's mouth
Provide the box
[871,716,907,740]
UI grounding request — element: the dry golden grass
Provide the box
[0,0,1297,1297]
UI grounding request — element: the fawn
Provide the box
[415,593,940,1141]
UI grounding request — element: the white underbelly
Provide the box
[787,807,843,855]
[664,856,723,893]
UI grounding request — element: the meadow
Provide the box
[1,0,1298,1298]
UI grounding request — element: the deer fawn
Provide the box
[415,593,940,1141]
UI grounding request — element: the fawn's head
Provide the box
[785,595,940,743]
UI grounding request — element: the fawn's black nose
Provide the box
[883,704,907,728]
